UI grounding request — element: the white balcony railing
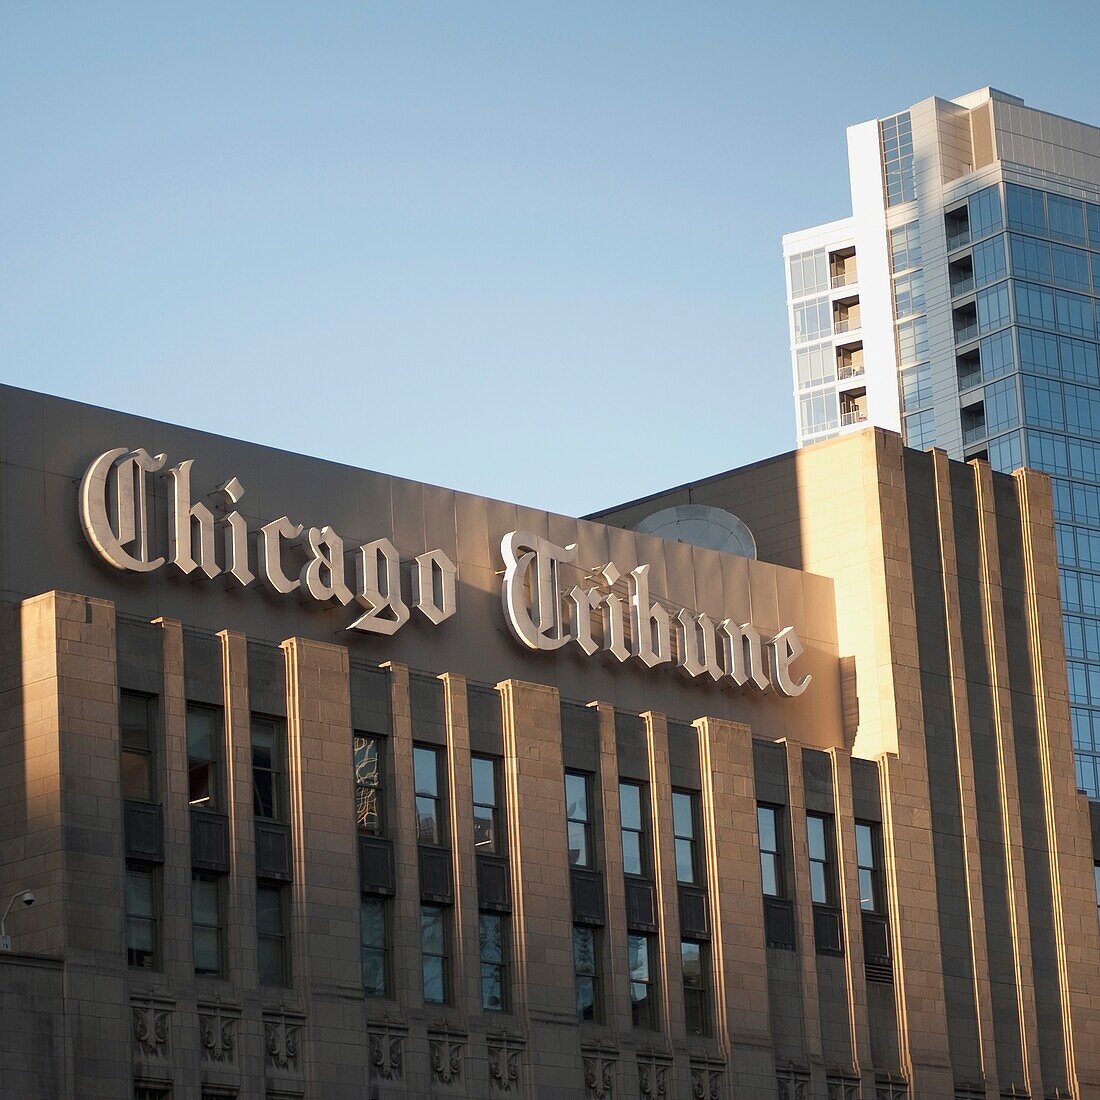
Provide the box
[841,409,868,426]
[837,363,865,380]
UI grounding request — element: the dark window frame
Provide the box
[856,821,886,914]
[361,895,389,998]
[681,938,710,1036]
[565,770,594,869]
[120,690,157,803]
[472,754,503,856]
[672,789,700,885]
[191,871,223,978]
[421,903,450,1004]
[628,931,658,1030]
[414,744,447,847]
[186,702,224,811]
[619,780,650,878]
[353,732,386,836]
[478,910,507,1012]
[757,803,786,899]
[257,881,290,987]
[251,714,286,823]
[573,924,600,1023]
[125,862,158,971]
[807,812,839,907]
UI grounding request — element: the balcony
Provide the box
[841,408,868,426]
[962,421,987,445]
[950,276,975,297]
[837,363,865,381]
[946,228,971,251]
[831,271,856,289]
[955,321,978,344]
[834,319,859,334]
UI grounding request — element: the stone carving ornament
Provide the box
[264,1020,301,1071]
[368,1028,403,1082]
[198,1006,237,1065]
[638,1058,669,1098]
[583,1049,616,1100]
[487,1034,523,1093]
[429,1030,464,1086]
[132,1004,170,1059]
[690,1064,722,1100]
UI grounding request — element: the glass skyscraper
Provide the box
[783,88,1100,797]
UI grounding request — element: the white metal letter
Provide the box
[167,459,219,580]
[768,626,811,697]
[348,538,410,635]
[719,619,771,692]
[675,610,724,682]
[259,516,303,594]
[79,447,167,572]
[300,525,354,605]
[628,563,671,668]
[500,531,575,651]
[219,477,254,586]
[413,549,457,625]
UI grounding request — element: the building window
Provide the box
[573,925,599,1021]
[125,864,157,969]
[421,904,448,1004]
[619,781,648,876]
[414,745,445,846]
[192,873,222,976]
[789,248,829,299]
[1007,183,1047,236]
[120,692,156,802]
[793,296,832,343]
[895,315,929,366]
[479,911,506,1011]
[628,933,657,1029]
[900,362,932,412]
[968,185,1003,240]
[889,221,921,272]
[806,813,837,905]
[361,897,388,997]
[472,755,501,854]
[672,790,699,884]
[856,822,883,912]
[566,771,593,867]
[799,390,840,436]
[904,408,937,450]
[681,940,709,1036]
[880,111,916,206]
[186,703,222,809]
[795,341,835,390]
[252,716,284,821]
[353,733,384,835]
[257,883,288,986]
[892,269,925,319]
[757,804,784,897]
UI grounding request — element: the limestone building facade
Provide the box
[0,385,1097,1099]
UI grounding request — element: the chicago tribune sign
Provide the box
[79,448,810,698]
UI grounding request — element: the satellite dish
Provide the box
[633,504,758,559]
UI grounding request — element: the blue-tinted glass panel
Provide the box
[881,113,916,206]
[1019,328,1060,376]
[1015,282,1056,329]
[1007,184,1047,235]
[969,185,1003,239]
[1057,292,1095,338]
[988,432,1023,473]
[1026,430,1070,474]
[1049,193,1087,244]
[901,363,932,411]
[1010,235,1052,282]
[1064,382,1100,437]
[985,376,1019,435]
[1052,244,1091,290]
[1022,376,1065,430]
[1070,437,1100,480]
[1059,337,1100,384]
[1072,482,1100,525]
[972,235,1007,286]
[890,222,922,271]
[977,282,1011,334]
[1088,204,1100,248]
[980,329,1015,381]
[905,408,936,450]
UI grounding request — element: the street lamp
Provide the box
[0,890,36,952]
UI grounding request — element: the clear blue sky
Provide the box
[4,3,1100,515]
